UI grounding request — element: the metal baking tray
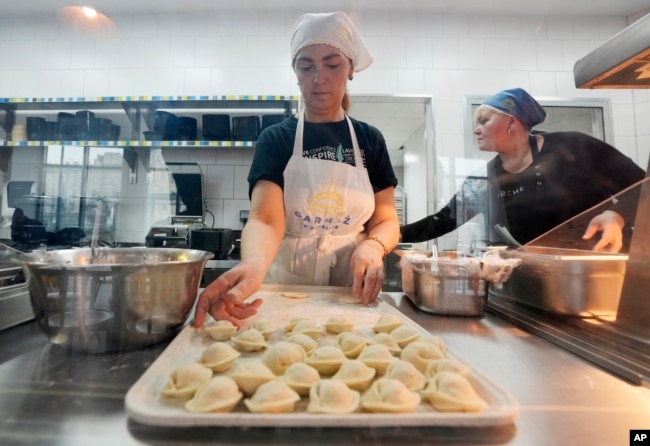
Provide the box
[489,246,628,317]
[125,285,519,428]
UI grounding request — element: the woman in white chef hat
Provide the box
[194,11,400,328]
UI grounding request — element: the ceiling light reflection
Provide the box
[83,7,97,18]
[57,5,116,36]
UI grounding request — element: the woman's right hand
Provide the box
[192,258,266,328]
[582,210,625,253]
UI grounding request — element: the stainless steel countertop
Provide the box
[0,292,648,445]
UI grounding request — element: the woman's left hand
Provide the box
[582,210,625,253]
[350,240,386,305]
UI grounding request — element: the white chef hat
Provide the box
[290,11,373,72]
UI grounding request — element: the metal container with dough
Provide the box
[400,254,488,317]
[489,246,628,317]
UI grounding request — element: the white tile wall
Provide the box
[0,9,647,245]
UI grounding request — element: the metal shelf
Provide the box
[0,94,298,179]
[0,140,256,147]
[0,94,298,139]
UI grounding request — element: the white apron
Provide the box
[265,113,375,286]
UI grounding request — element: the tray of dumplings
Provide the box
[125,285,519,427]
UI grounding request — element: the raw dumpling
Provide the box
[229,360,277,396]
[372,314,402,333]
[307,379,360,414]
[282,291,309,299]
[231,328,268,352]
[419,335,448,355]
[360,378,421,413]
[286,333,318,356]
[243,380,301,414]
[261,341,306,375]
[421,371,487,413]
[280,362,321,396]
[185,376,243,413]
[425,357,471,378]
[161,362,213,399]
[290,319,321,340]
[400,341,445,373]
[384,359,426,391]
[332,359,376,391]
[284,317,313,332]
[198,341,241,372]
[357,344,395,375]
[370,332,402,355]
[250,319,276,340]
[203,320,238,341]
[335,331,367,359]
[338,294,362,305]
[390,326,420,348]
[305,345,346,375]
[323,314,355,334]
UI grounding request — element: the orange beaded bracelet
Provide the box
[365,236,388,257]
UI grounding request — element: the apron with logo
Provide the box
[265,113,375,286]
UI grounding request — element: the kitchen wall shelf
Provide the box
[1,94,297,139]
[0,140,256,147]
[0,94,298,177]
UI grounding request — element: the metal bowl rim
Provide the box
[17,247,215,267]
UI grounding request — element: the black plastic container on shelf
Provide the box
[57,112,77,140]
[75,110,96,140]
[232,115,260,141]
[261,114,287,131]
[97,118,113,140]
[26,117,46,141]
[77,117,103,140]
[154,111,179,141]
[202,114,231,140]
[44,121,59,140]
[177,117,197,141]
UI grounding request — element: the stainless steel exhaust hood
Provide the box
[574,13,650,89]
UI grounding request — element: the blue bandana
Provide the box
[482,88,546,129]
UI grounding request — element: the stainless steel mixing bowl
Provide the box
[400,255,487,317]
[16,247,213,353]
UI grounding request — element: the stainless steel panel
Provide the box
[574,12,650,89]
[490,246,627,316]
[616,165,650,336]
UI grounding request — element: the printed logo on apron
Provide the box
[292,179,351,232]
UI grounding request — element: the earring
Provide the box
[348,75,354,81]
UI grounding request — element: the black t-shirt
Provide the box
[496,132,645,243]
[495,162,548,244]
[247,116,398,198]
[400,131,645,246]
